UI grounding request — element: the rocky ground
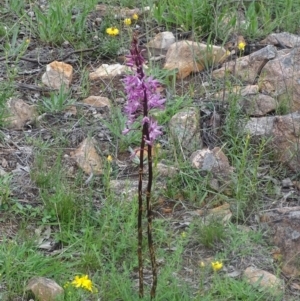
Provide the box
[2,1,300,300]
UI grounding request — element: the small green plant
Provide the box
[275,95,292,115]
[39,88,76,113]
[146,61,177,90]
[4,0,25,15]
[31,1,92,45]
[222,223,266,258]
[152,0,215,33]
[1,25,29,58]
[164,164,208,205]
[0,237,67,298]
[41,189,79,225]
[196,219,226,248]
[31,152,80,225]
[0,83,14,127]
[1,25,30,81]
[155,95,193,125]
[207,275,281,301]
[97,35,122,58]
[103,106,141,151]
[78,68,91,98]
[0,173,12,208]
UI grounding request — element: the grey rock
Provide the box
[281,178,293,188]
[260,47,300,112]
[243,267,284,295]
[264,206,300,277]
[245,112,300,171]
[241,93,277,116]
[146,31,175,51]
[213,45,277,83]
[26,277,64,301]
[164,41,228,79]
[5,98,37,129]
[244,116,275,136]
[261,32,300,48]
[169,107,202,156]
[156,163,178,177]
[190,147,234,193]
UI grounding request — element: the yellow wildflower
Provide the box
[25,38,30,44]
[107,155,113,162]
[71,275,94,292]
[211,261,223,272]
[106,27,119,36]
[132,13,138,20]
[238,41,246,51]
[124,18,131,26]
[181,231,186,238]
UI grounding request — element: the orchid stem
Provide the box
[123,34,162,299]
[138,133,145,298]
[147,143,157,299]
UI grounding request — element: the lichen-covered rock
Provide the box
[82,96,111,108]
[244,267,284,296]
[164,41,228,79]
[241,93,277,116]
[89,64,129,80]
[263,207,300,277]
[245,112,300,171]
[5,98,37,129]
[70,138,103,175]
[261,32,300,48]
[146,31,175,51]
[190,147,234,193]
[260,47,300,112]
[213,45,277,83]
[41,61,73,90]
[26,277,64,301]
[169,107,202,155]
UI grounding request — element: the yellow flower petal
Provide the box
[71,275,95,292]
[107,155,113,162]
[132,13,138,20]
[71,275,82,287]
[106,27,119,36]
[124,18,131,26]
[238,41,246,51]
[211,261,223,272]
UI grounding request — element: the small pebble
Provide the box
[95,17,102,25]
[27,11,35,18]
[282,178,293,187]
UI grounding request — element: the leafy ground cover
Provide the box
[1,0,300,300]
